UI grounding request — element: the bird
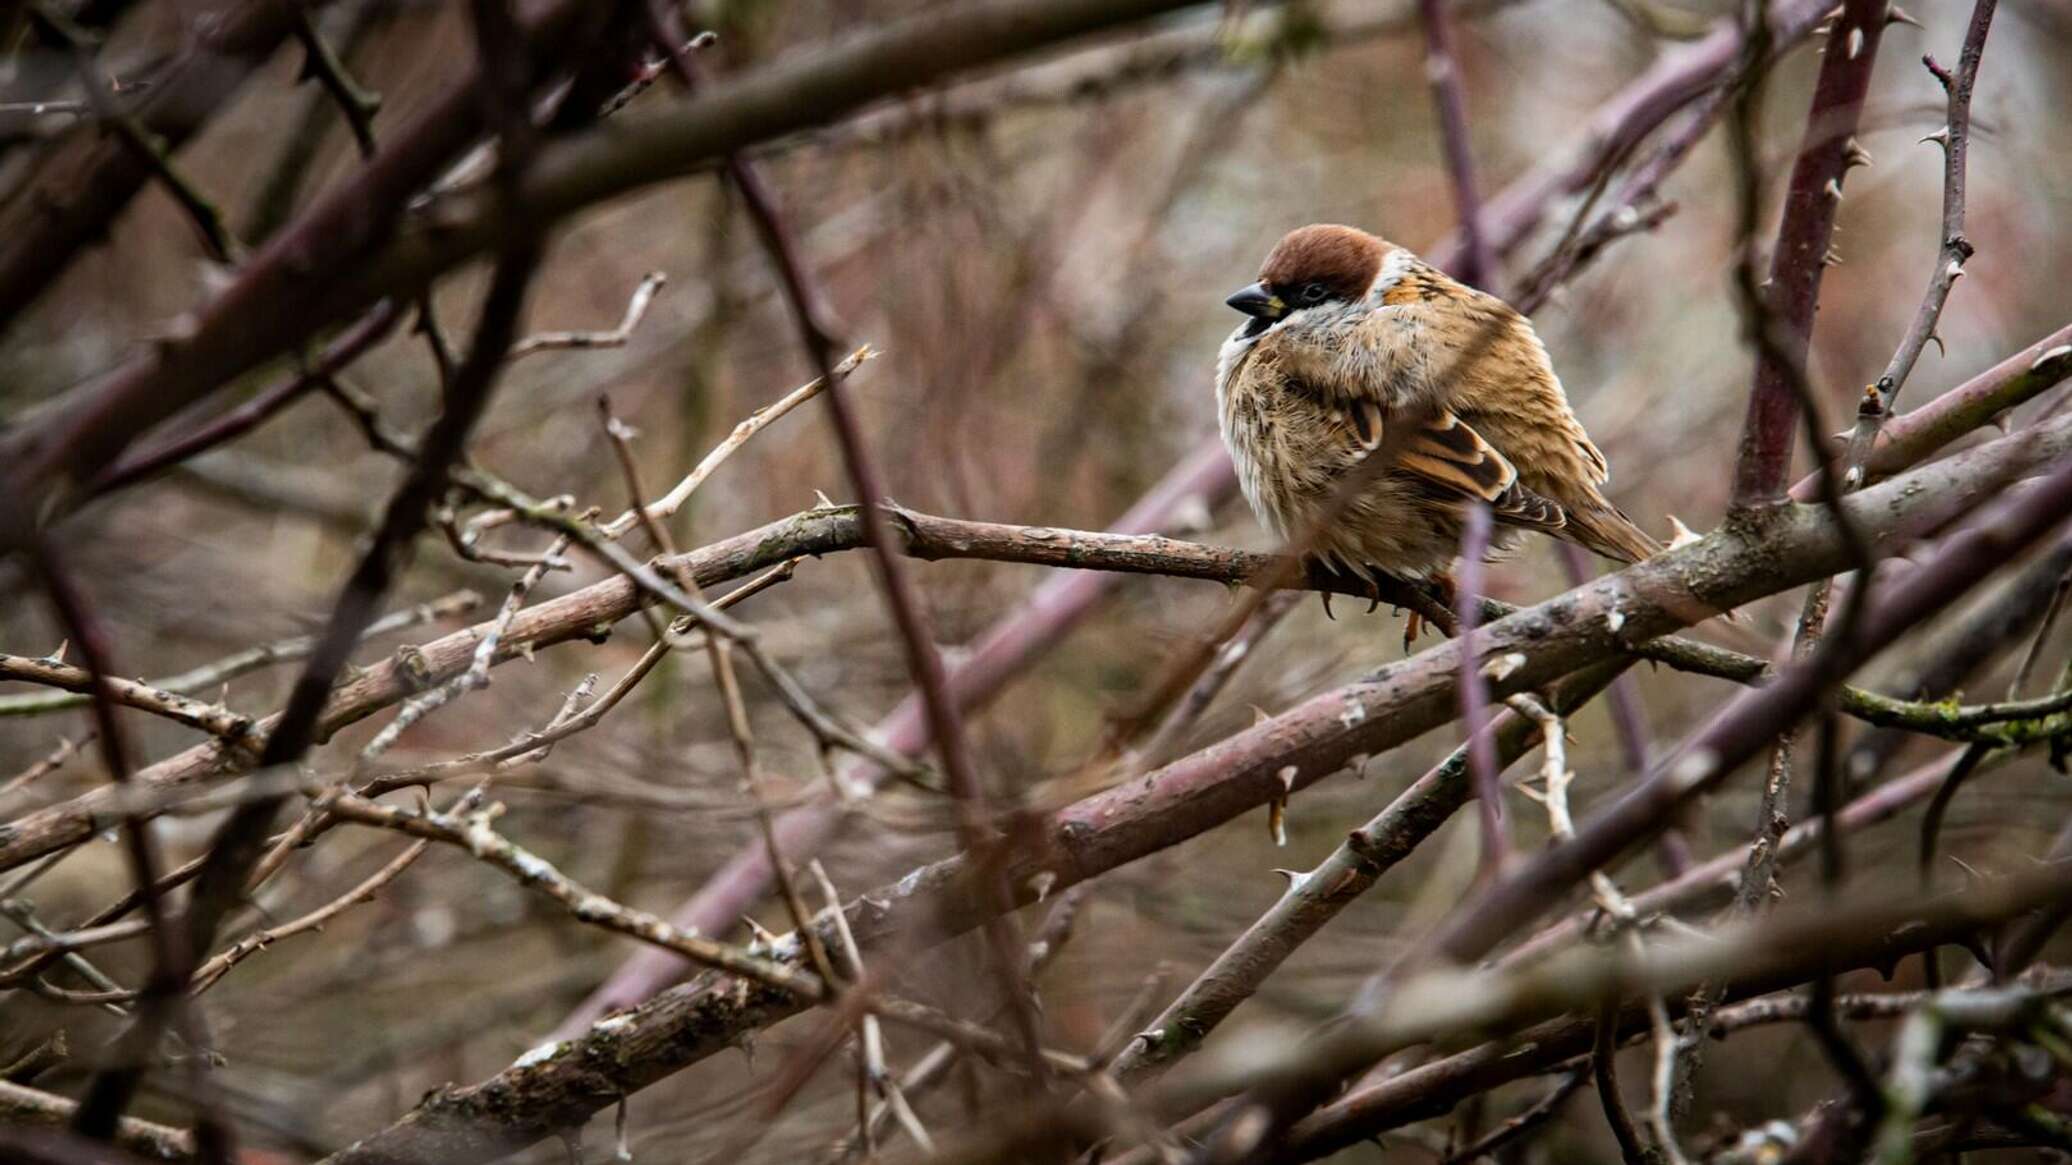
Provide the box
[1215,223,1659,620]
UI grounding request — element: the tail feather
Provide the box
[1563,501,1661,565]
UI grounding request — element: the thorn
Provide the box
[1844,25,1863,59]
[1822,177,1845,202]
[1250,705,1273,727]
[1928,332,1947,358]
[1277,764,1298,792]
[1944,259,1965,281]
[45,639,68,663]
[1919,127,1950,149]
[1842,138,1873,170]
[811,489,837,510]
[1269,867,1306,886]
[1886,5,1922,29]
[741,916,779,945]
[1822,246,1843,268]
[1665,516,1702,550]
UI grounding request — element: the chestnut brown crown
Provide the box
[1258,224,1390,304]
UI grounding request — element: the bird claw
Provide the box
[1319,590,1337,621]
[1404,573,1459,651]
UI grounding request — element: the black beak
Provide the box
[1225,282,1283,320]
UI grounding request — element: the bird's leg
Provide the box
[1403,572,1458,651]
[1431,570,1458,612]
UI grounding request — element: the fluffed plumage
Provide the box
[1216,223,1659,580]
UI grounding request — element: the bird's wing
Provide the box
[1397,409,1568,534]
[1357,272,1615,490]
[1327,390,1566,532]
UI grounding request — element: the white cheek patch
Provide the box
[1364,247,1415,303]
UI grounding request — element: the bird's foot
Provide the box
[1305,554,1347,620]
[1403,572,1458,652]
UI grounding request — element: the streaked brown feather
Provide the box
[1491,481,1568,533]
[1395,411,1516,502]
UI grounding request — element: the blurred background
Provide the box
[4,0,2072,1159]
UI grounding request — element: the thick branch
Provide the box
[1731,0,1889,506]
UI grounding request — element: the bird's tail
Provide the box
[1564,500,1662,565]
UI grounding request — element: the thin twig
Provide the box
[809,861,935,1156]
[509,271,668,358]
[598,395,837,987]
[1458,502,1504,880]
[0,654,258,747]
[1416,0,1494,289]
[1510,692,1685,1163]
[1595,1004,1655,1165]
[0,590,478,718]
[290,3,381,158]
[325,791,824,997]
[27,2,239,264]
[187,838,429,994]
[1440,1066,1588,1165]
[1841,0,1997,488]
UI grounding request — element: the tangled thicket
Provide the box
[3,1,2072,1163]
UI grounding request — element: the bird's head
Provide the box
[1226,224,1394,334]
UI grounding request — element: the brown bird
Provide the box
[1216,224,1658,601]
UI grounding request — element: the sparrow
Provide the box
[1216,224,1659,603]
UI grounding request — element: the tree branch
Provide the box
[1730,0,1891,507]
[311,405,2072,1165]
